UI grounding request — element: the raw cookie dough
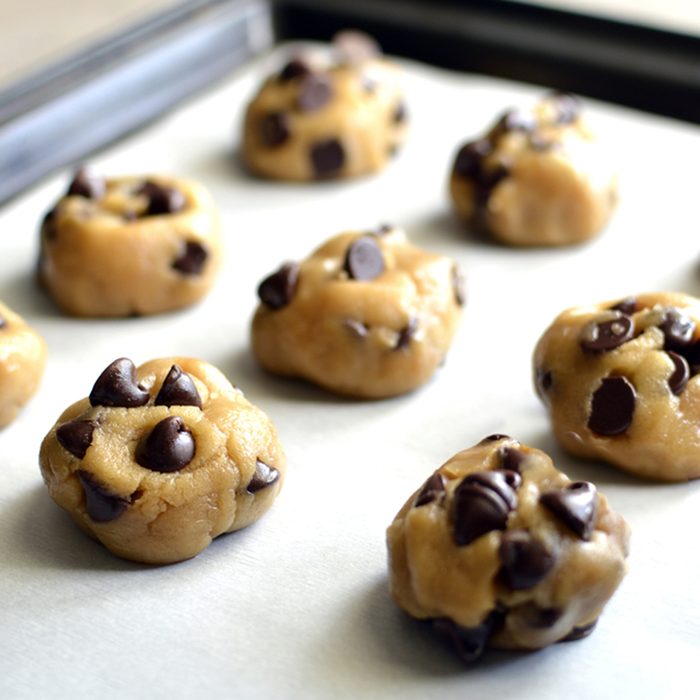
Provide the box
[39,356,285,564]
[534,291,700,481]
[387,435,630,662]
[449,92,617,246]
[0,301,47,428]
[251,225,464,398]
[242,31,407,180]
[38,169,222,317]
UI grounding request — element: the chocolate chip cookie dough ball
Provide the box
[0,301,47,428]
[535,292,700,481]
[449,93,617,246]
[251,226,464,398]
[387,435,630,662]
[242,31,407,180]
[39,357,285,564]
[38,169,222,317]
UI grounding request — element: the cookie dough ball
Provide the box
[0,301,47,428]
[39,357,285,564]
[534,291,700,481]
[251,226,464,398]
[449,93,617,246]
[38,169,222,317]
[242,32,407,180]
[387,435,630,662]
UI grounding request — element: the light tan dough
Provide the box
[251,226,464,398]
[39,356,285,564]
[242,33,407,180]
[0,301,47,427]
[38,170,222,317]
[387,435,630,662]
[449,93,617,246]
[534,291,700,481]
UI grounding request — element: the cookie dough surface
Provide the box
[242,32,407,180]
[251,226,464,398]
[449,93,617,246]
[39,357,285,564]
[0,301,47,428]
[38,170,222,317]
[387,435,630,661]
[535,291,700,481]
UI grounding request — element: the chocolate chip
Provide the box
[432,610,504,663]
[0,315,5,330]
[139,181,185,216]
[659,308,695,349]
[667,351,690,395]
[310,139,345,177]
[56,420,97,459]
[499,530,556,590]
[77,470,129,522]
[535,367,553,400]
[89,358,150,408]
[333,30,381,64]
[40,206,59,241]
[520,605,562,629]
[247,459,280,493]
[393,102,407,124]
[155,364,202,408]
[278,58,312,82]
[580,315,634,352]
[344,319,368,338]
[561,619,598,641]
[452,470,520,546]
[172,241,207,275]
[395,317,417,351]
[136,416,195,473]
[490,109,536,140]
[344,236,384,281]
[414,472,446,507]
[540,481,598,540]
[610,297,637,315]
[680,340,700,372]
[587,375,636,435]
[474,164,509,208]
[454,139,491,179]
[548,91,581,124]
[480,434,511,443]
[374,223,393,236]
[500,446,526,473]
[298,73,332,111]
[258,262,299,309]
[67,168,105,199]
[260,112,290,147]
[452,264,466,307]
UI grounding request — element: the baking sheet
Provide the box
[1,48,699,699]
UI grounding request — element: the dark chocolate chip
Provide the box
[136,416,195,473]
[659,308,695,349]
[77,470,129,522]
[154,364,202,408]
[432,610,504,663]
[393,102,407,124]
[414,472,446,507]
[310,139,345,177]
[499,530,556,590]
[139,181,186,216]
[548,91,581,124]
[89,358,150,408]
[452,470,520,546]
[520,605,562,629]
[452,264,466,307]
[500,446,526,473]
[298,73,333,111]
[480,434,511,443]
[344,236,384,281]
[247,459,280,493]
[333,30,381,64]
[40,206,59,241]
[260,112,290,147]
[56,420,97,459]
[540,481,598,540]
[667,351,690,395]
[580,315,634,352]
[587,375,636,435]
[257,262,300,310]
[474,164,508,208]
[344,319,368,338]
[172,241,207,275]
[278,58,312,82]
[67,168,105,199]
[454,139,491,179]
[0,315,5,330]
[561,619,598,641]
[535,367,553,400]
[680,340,700,372]
[490,109,536,140]
[610,297,637,315]
[395,317,417,351]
